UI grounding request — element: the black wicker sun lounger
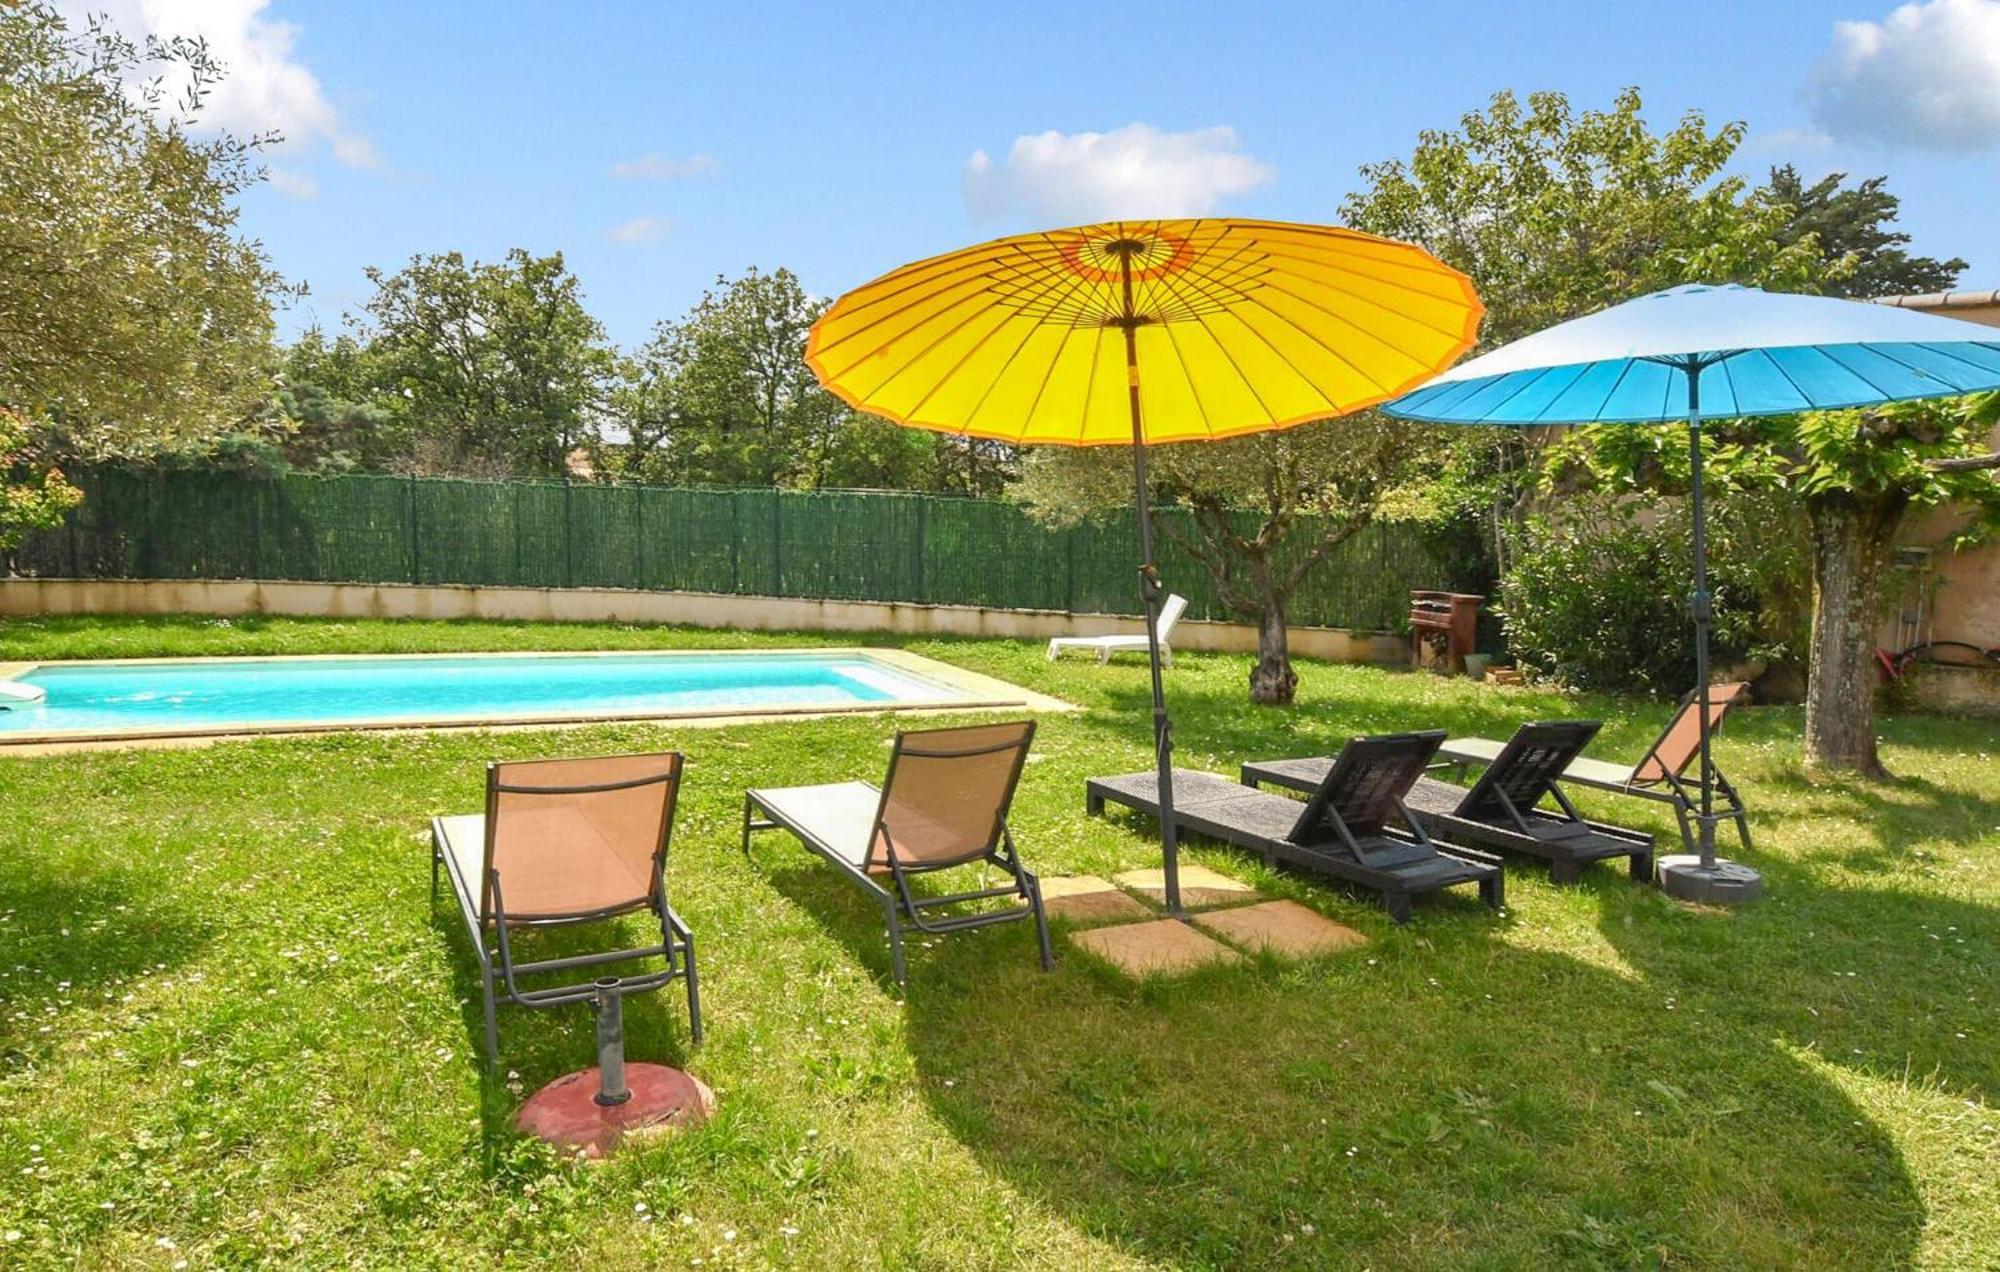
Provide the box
[742,720,1053,989]
[1087,731,1503,923]
[1243,720,1655,885]
[1432,683,1753,860]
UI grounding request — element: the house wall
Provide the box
[1872,291,2000,655]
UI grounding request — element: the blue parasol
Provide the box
[1386,283,2000,901]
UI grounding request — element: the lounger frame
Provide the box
[1242,720,1655,884]
[1046,593,1187,665]
[741,724,1053,988]
[431,753,701,1063]
[1087,735,1503,923]
[1437,686,1753,858]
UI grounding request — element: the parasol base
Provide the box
[1657,855,1764,906]
[514,1063,714,1158]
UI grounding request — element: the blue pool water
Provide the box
[0,653,958,736]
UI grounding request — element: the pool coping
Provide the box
[0,647,1073,750]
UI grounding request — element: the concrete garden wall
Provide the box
[0,578,1410,665]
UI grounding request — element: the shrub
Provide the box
[1499,493,1807,695]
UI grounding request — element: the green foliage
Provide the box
[616,268,849,487]
[1337,87,1846,610]
[1561,396,2000,545]
[274,328,401,473]
[1765,165,1965,300]
[1499,492,1806,694]
[0,407,82,558]
[0,4,283,458]
[358,249,617,476]
[815,415,943,491]
[1340,88,1832,348]
[603,268,1015,494]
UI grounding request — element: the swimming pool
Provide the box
[0,650,1040,744]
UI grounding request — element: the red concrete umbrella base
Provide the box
[515,1063,714,1158]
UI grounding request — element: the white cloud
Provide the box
[609,152,717,180]
[607,216,671,246]
[264,166,318,199]
[961,123,1275,223]
[1805,0,2000,151]
[58,0,378,167]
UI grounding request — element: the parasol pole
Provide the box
[1116,239,1184,918]
[1683,362,1717,870]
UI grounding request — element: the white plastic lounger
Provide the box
[1047,594,1187,666]
[0,680,45,706]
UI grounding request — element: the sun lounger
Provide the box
[1434,684,1752,858]
[1243,720,1655,884]
[1087,731,1503,923]
[1047,593,1188,665]
[431,751,701,1063]
[742,720,1052,988]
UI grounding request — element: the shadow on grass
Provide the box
[747,837,1048,997]
[895,914,1921,1267]
[0,870,215,1056]
[1597,844,1999,1109]
[1749,767,1999,876]
[735,787,1923,1263]
[729,668,1940,1264]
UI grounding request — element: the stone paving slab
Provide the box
[1112,863,1260,910]
[1038,874,1153,925]
[1194,899,1368,960]
[1068,918,1242,977]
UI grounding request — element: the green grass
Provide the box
[1,614,1996,1268]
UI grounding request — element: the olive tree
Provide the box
[0,4,283,458]
[1014,416,1431,704]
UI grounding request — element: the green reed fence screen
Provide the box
[21,470,1456,632]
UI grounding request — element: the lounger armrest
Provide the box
[1435,737,1508,767]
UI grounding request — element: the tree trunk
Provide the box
[1249,594,1297,705]
[1802,490,1902,780]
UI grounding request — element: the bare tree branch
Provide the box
[1283,516,1371,594]
[1159,508,1258,616]
[1924,452,2000,474]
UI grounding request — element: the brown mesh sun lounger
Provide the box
[1433,684,1752,859]
[1243,720,1655,884]
[1087,731,1503,923]
[431,752,701,1063]
[741,720,1052,989]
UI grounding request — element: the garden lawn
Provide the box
[2,615,1996,1268]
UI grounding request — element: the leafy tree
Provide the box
[0,4,283,459]
[1564,396,2000,778]
[924,436,1018,498]
[818,416,945,491]
[1016,418,1429,704]
[357,249,615,476]
[1339,88,1832,577]
[1339,88,2000,778]
[1501,487,1809,694]
[274,328,399,473]
[623,268,851,487]
[1766,166,1966,300]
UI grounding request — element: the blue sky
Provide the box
[81,1,2000,348]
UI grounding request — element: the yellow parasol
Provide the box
[808,218,1481,914]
